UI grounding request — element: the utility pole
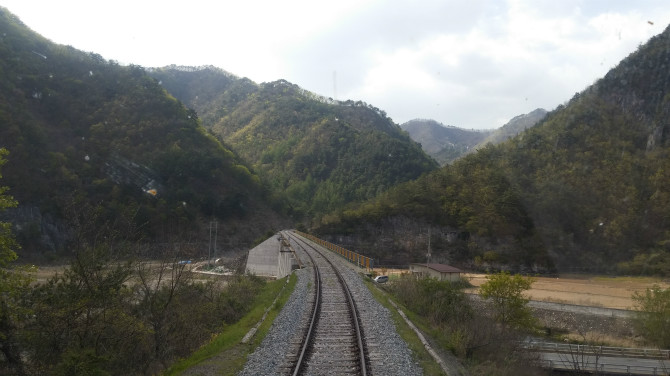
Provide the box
[214,220,217,261]
[208,220,217,268]
[426,228,432,263]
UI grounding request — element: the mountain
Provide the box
[495,27,670,273]
[315,24,670,275]
[401,109,547,165]
[0,8,287,256]
[400,119,492,164]
[475,108,547,148]
[315,146,552,270]
[149,68,439,220]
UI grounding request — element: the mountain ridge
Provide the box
[149,67,438,219]
[314,24,670,274]
[401,108,546,165]
[0,7,288,256]
[4,4,670,275]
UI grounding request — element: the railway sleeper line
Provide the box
[282,231,369,376]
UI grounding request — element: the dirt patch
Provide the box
[464,273,670,310]
[28,262,231,291]
[31,265,67,284]
[370,267,410,277]
[179,344,251,376]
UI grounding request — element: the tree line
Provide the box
[0,148,268,375]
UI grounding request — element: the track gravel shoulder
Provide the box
[238,267,312,375]
[238,234,424,375]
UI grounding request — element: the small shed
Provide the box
[409,263,463,282]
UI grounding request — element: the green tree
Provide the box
[0,148,34,374]
[53,348,111,376]
[0,148,18,267]
[632,285,670,348]
[24,247,142,374]
[479,272,535,329]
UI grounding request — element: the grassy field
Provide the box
[31,264,67,284]
[464,273,670,310]
[370,267,670,310]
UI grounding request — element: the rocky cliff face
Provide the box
[2,206,68,255]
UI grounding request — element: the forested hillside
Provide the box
[4,2,670,275]
[317,24,670,275]
[475,108,547,149]
[400,119,492,165]
[316,145,552,270]
[0,9,286,256]
[150,68,438,220]
[401,109,547,166]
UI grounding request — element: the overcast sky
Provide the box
[1,1,668,129]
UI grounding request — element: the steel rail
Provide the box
[286,231,368,376]
[291,233,321,376]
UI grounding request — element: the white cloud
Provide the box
[1,0,669,128]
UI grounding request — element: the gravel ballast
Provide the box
[238,233,423,375]
[238,266,312,376]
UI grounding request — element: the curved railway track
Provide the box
[282,231,369,376]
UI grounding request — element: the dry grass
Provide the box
[30,262,222,287]
[563,331,640,348]
[31,265,67,284]
[464,273,670,310]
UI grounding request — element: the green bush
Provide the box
[391,275,472,326]
[633,285,670,348]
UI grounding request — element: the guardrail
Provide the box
[524,341,670,360]
[538,359,669,375]
[294,231,373,270]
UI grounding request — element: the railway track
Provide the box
[282,231,369,376]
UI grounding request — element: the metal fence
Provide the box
[527,341,670,375]
[294,231,373,270]
[538,359,669,375]
[524,341,670,359]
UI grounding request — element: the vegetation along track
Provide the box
[283,231,369,376]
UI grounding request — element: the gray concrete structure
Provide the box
[245,233,297,279]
